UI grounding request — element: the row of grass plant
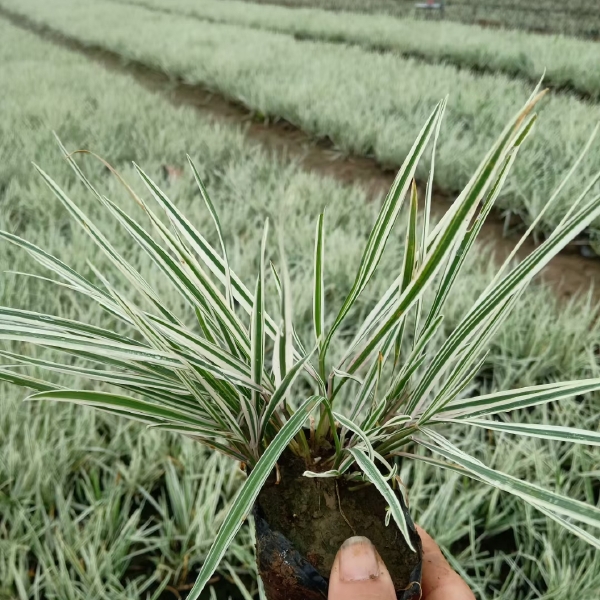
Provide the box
[2,0,600,250]
[233,0,600,38]
[114,0,600,100]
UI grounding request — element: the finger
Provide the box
[417,526,476,600]
[328,536,396,600]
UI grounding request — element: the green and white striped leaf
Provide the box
[260,347,317,438]
[187,155,234,309]
[247,221,270,447]
[0,368,63,392]
[451,418,600,446]
[439,379,600,419]
[348,448,416,552]
[27,390,222,432]
[133,163,279,338]
[320,100,445,367]
[343,115,539,374]
[411,189,600,417]
[34,164,177,325]
[334,412,374,461]
[313,213,325,350]
[417,437,600,530]
[277,233,295,385]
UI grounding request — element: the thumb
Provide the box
[417,526,475,600]
[328,536,396,600]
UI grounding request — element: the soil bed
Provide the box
[256,453,422,599]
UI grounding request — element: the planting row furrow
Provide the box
[113,0,600,101]
[2,0,600,246]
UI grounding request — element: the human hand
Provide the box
[328,526,475,600]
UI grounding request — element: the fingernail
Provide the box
[339,536,380,582]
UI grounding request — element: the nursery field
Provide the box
[2,1,600,600]
[115,0,600,100]
[2,0,600,250]
[237,0,600,38]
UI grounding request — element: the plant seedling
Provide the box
[3,87,600,598]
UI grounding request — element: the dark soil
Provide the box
[2,4,600,306]
[257,453,421,595]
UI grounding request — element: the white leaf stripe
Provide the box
[348,448,416,552]
[453,419,600,446]
[441,379,600,419]
[417,438,600,529]
[186,395,324,600]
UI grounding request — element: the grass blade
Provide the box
[439,379,600,419]
[320,100,445,370]
[348,447,416,552]
[417,436,600,530]
[451,419,600,446]
[313,213,325,351]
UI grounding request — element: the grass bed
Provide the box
[2,0,600,246]
[115,0,600,100]
[2,12,600,600]
[234,0,600,38]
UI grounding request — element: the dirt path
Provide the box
[2,5,600,303]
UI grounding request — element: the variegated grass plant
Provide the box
[3,87,600,598]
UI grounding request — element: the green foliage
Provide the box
[4,57,600,596]
[3,0,600,245]
[117,0,600,99]
[3,14,600,600]
[229,0,600,38]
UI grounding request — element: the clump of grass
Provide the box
[3,85,600,599]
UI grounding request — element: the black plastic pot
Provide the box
[253,454,423,600]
